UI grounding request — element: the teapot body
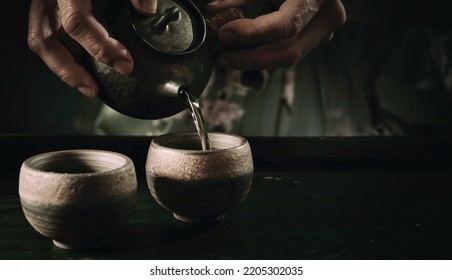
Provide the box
[84,0,215,119]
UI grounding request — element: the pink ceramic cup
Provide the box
[19,149,137,250]
[146,132,254,223]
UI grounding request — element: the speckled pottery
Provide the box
[145,132,253,223]
[19,150,137,250]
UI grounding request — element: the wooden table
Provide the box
[1,135,451,259]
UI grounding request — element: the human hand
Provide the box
[206,0,346,70]
[27,0,158,98]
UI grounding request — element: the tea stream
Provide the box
[178,87,212,151]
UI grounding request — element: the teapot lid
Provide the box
[131,0,206,55]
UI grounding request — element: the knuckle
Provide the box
[246,24,264,42]
[283,12,303,37]
[284,48,303,67]
[88,41,108,62]
[54,67,74,84]
[27,33,45,54]
[61,10,89,38]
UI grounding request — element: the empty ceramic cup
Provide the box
[19,150,137,250]
[146,132,254,223]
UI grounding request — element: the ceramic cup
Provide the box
[146,132,254,223]
[19,149,137,250]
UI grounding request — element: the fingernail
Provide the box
[77,85,97,99]
[219,30,238,44]
[140,0,157,14]
[112,59,133,75]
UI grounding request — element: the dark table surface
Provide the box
[1,135,451,260]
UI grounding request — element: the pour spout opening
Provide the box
[178,85,191,98]
[159,81,188,98]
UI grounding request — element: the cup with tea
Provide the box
[145,132,254,223]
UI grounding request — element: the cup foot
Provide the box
[173,213,225,223]
[53,239,106,250]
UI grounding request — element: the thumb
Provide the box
[130,0,157,15]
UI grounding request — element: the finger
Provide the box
[130,0,157,15]
[217,39,302,70]
[42,41,99,98]
[218,31,334,70]
[28,0,98,98]
[218,0,324,45]
[57,0,133,75]
[217,0,346,70]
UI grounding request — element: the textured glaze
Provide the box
[146,132,253,222]
[19,150,137,250]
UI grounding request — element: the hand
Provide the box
[27,0,158,98]
[206,0,346,70]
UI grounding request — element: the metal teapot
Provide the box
[81,0,239,119]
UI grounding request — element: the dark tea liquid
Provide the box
[179,87,211,151]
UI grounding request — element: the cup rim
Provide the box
[151,131,249,153]
[22,149,133,177]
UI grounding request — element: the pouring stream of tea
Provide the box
[179,87,211,150]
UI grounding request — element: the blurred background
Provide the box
[1,0,452,136]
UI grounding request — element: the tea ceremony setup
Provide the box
[1,135,452,260]
[1,0,452,279]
